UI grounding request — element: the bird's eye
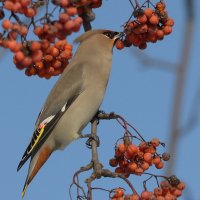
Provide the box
[103,31,119,39]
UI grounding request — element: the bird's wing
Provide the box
[17,61,84,171]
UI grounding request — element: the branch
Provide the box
[131,49,177,72]
[80,7,95,32]
[166,0,194,175]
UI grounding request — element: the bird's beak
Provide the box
[114,32,124,41]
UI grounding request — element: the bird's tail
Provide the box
[21,145,53,198]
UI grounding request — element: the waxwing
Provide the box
[17,29,123,197]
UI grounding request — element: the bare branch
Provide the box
[166,0,194,175]
[131,49,177,72]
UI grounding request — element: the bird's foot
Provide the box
[85,134,100,148]
[90,110,106,124]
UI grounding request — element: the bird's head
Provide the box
[74,29,123,51]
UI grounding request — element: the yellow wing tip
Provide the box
[21,184,28,198]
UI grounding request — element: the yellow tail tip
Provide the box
[21,184,28,198]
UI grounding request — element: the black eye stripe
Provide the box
[103,31,119,39]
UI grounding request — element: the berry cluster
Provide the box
[13,40,72,78]
[140,179,185,200]
[111,177,185,200]
[0,0,102,78]
[115,1,174,50]
[109,138,169,177]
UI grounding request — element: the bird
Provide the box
[17,29,123,197]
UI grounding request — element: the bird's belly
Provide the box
[52,89,104,149]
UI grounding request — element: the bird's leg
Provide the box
[85,135,100,149]
[90,110,105,125]
[80,134,100,148]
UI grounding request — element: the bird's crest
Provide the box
[74,29,110,44]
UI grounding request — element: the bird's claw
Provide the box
[86,135,100,148]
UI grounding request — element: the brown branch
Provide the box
[131,49,177,72]
[166,0,194,175]
[70,112,140,199]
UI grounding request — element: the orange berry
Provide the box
[144,8,154,18]
[54,40,65,49]
[19,25,28,36]
[115,167,124,174]
[149,14,159,25]
[64,20,75,31]
[127,144,138,156]
[173,189,182,197]
[156,2,165,12]
[114,188,124,198]
[2,19,12,30]
[165,18,174,27]
[34,26,43,36]
[134,167,143,175]
[137,14,147,24]
[22,56,32,67]
[153,156,161,165]
[14,51,25,62]
[119,159,128,168]
[163,26,172,35]
[44,73,52,79]
[141,161,149,171]
[67,7,78,16]
[35,61,44,70]
[138,24,148,33]
[156,30,164,39]
[46,66,55,75]
[38,69,46,77]
[109,158,118,167]
[52,60,62,69]
[143,152,152,163]
[44,54,53,62]
[12,2,21,12]
[15,63,25,70]
[138,42,147,50]
[73,17,83,25]
[147,33,157,43]
[59,13,70,23]
[29,67,37,75]
[59,50,72,59]
[118,143,126,154]
[25,68,32,76]
[25,8,36,17]
[30,41,41,51]
[6,40,17,52]
[60,0,70,7]
[53,69,62,76]
[141,191,150,199]
[64,44,73,50]
[154,187,163,196]
[128,162,137,173]
[4,1,14,11]
[50,47,60,57]
[32,50,43,62]
[124,151,132,160]
[177,181,185,190]
[41,40,50,50]
[21,0,31,7]
[155,161,164,169]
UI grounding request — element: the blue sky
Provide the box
[0,0,199,199]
